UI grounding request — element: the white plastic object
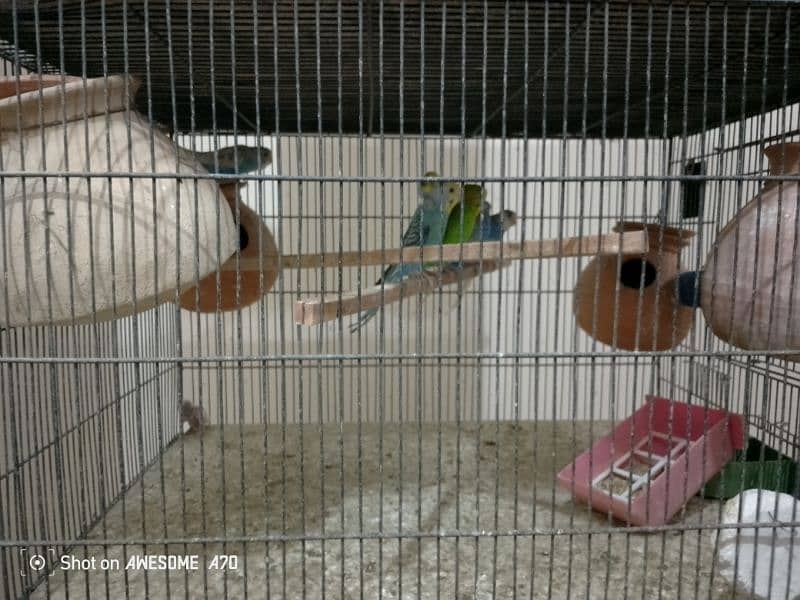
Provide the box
[717,489,800,599]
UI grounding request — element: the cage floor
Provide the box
[33,422,734,599]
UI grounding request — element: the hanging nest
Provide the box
[0,74,237,327]
[179,182,279,313]
[573,222,695,351]
[699,142,800,353]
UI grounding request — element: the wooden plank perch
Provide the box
[292,230,649,326]
[293,261,508,326]
[224,230,648,272]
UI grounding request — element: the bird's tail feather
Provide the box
[349,308,379,333]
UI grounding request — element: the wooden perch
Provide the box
[224,230,648,272]
[293,261,508,326]
[292,230,650,326]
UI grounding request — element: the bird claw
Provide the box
[420,269,443,288]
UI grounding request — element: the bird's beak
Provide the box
[419,171,439,197]
[503,210,519,229]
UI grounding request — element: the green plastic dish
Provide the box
[700,437,799,500]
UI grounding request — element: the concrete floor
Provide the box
[35,422,735,599]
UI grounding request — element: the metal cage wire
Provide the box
[0,1,799,599]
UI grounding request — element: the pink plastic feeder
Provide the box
[557,395,745,526]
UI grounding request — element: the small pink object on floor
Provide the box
[557,395,745,526]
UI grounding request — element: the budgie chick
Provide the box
[178,145,272,175]
[349,172,462,332]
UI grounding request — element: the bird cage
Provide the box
[1,2,799,599]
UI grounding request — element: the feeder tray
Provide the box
[557,396,745,526]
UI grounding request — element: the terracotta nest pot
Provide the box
[179,182,279,312]
[699,142,800,353]
[573,222,696,351]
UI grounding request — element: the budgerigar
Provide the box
[178,145,272,175]
[439,184,484,269]
[444,200,517,272]
[471,207,518,242]
[349,172,461,332]
[441,184,484,245]
[440,204,519,308]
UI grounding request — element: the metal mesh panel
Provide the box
[0,2,799,599]
[2,1,800,137]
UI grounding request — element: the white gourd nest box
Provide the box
[0,75,238,327]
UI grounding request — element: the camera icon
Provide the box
[28,555,46,571]
[19,548,56,576]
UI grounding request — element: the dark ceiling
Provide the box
[1,1,799,138]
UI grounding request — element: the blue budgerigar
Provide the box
[349,172,461,332]
[443,204,518,272]
[179,145,272,175]
[471,206,518,242]
[438,204,519,311]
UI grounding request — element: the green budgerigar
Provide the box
[440,197,519,312]
[440,184,484,246]
[349,172,462,332]
[436,183,485,272]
